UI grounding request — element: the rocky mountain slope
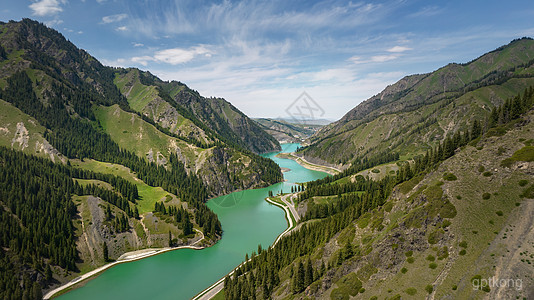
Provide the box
[0,18,281,298]
[114,68,280,154]
[266,106,534,300]
[222,40,534,300]
[301,38,534,167]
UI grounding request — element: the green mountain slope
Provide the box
[302,38,534,167]
[114,68,281,154]
[0,18,281,298]
[0,99,64,162]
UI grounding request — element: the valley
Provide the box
[0,16,533,300]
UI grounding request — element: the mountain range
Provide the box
[0,19,281,298]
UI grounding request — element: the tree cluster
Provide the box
[154,202,194,237]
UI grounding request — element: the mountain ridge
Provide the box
[303,37,534,166]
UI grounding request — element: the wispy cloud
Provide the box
[44,18,63,27]
[29,0,66,17]
[116,26,128,32]
[131,45,213,66]
[102,13,127,24]
[154,46,212,64]
[387,46,412,53]
[408,6,444,18]
[349,54,400,64]
[123,1,391,40]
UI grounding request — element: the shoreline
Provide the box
[44,242,205,299]
[276,152,341,175]
[192,195,299,300]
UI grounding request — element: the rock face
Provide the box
[11,122,29,150]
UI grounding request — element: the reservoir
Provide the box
[58,143,328,299]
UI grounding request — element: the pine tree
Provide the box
[297,261,305,293]
[305,258,313,286]
[344,240,354,259]
[31,282,42,300]
[45,264,53,282]
[103,242,109,262]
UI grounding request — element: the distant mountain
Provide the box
[274,117,333,126]
[253,118,323,143]
[0,18,281,298]
[301,38,534,167]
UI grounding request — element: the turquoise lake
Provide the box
[58,143,328,299]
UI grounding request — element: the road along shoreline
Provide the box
[44,240,205,299]
[275,152,341,175]
[192,195,300,300]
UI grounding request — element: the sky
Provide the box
[1,1,534,120]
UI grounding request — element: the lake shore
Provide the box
[275,152,341,175]
[44,242,205,299]
[192,195,299,300]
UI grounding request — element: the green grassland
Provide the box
[93,104,203,164]
[114,69,160,112]
[72,159,179,215]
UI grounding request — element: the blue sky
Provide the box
[2,1,534,119]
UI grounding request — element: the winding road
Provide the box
[193,194,301,300]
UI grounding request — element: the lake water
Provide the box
[58,143,328,300]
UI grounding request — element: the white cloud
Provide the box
[102,13,127,24]
[132,46,214,65]
[131,56,154,66]
[371,55,399,63]
[387,46,412,53]
[116,26,128,32]
[348,56,362,64]
[44,18,63,27]
[133,43,144,47]
[100,58,127,68]
[29,0,66,17]
[348,54,400,64]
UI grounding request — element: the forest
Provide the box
[0,146,139,299]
